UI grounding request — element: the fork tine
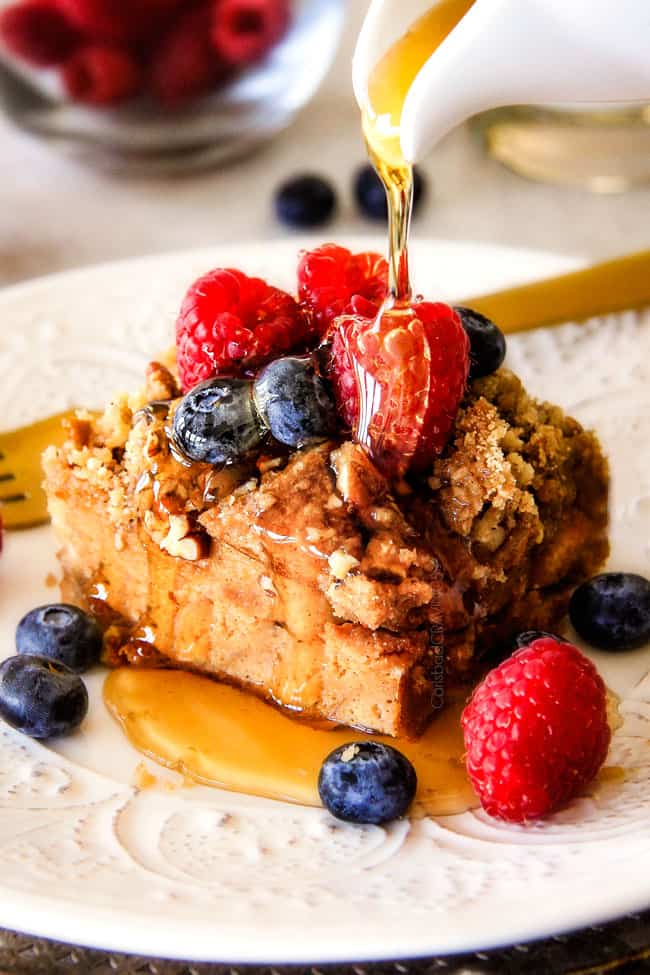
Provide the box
[0,493,26,505]
[0,409,79,529]
[0,432,32,521]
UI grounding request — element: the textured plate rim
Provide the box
[1,879,650,965]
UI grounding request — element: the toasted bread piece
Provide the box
[43,362,609,737]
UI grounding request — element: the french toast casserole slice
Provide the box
[43,356,609,738]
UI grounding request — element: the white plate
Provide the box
[0,239,649,965]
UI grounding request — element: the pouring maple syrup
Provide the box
[340,0,477,477]
[362,0,475,299]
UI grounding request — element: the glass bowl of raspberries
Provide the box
[0,0,345,172]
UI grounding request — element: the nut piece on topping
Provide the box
[160,514,210,562]
[144,360,180,403]
[328,548,360,580]
[331,441,388,511]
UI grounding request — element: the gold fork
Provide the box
[0,411,74,530]
[458,247,650,334]
[2,248,649,531]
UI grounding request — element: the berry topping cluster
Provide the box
[173,244,481,477]
[0,0,290,108]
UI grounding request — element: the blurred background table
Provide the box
[0,4,648,288]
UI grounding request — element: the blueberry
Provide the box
[513,630,565,650]
[0,655,88,739]
[569,572,650,651]
[353,163,427,221]
[274,174,337,228]
[318,741,417,825]
[16,603,102,674]
[172,378,263,466]
[253,356,338,449]
[454,307,506,380]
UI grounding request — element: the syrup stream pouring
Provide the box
[354,0,650,164]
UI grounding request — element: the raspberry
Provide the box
[297,244,388,339]
[56,0,181,44]
[462,638,611,823]
[329,301,469,475]
[149,4,226,108]
[211,0,289,67]
[175,268,310,392]
[0,1,79,67]
[62,43,141,105]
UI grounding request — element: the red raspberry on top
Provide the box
[297,244,388,339]
[0,0,79,67]
[211,0,289,67]
[329,300,469,474]
[462,638,611,823]
[62,43,141,106]
[175,268,310,392]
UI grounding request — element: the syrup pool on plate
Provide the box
[104,668,477,816]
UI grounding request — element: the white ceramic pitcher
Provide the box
[353,0,650,163]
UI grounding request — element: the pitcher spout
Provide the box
[354,0,650,164]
